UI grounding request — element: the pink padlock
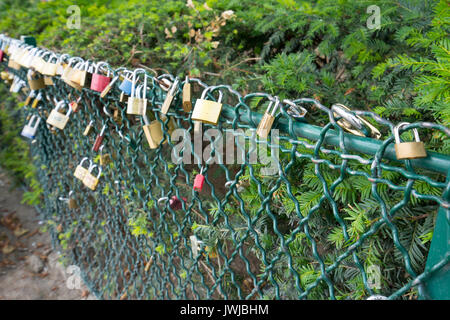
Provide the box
[0,50,4,62]
[169,196,187,210]
[193,167,205,192]
[90,62,111,92]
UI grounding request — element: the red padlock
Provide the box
[0,50,4,63]
[90,62,111,92]
[193,168,205,192]
[92,125,106,152]
[169,196,187,210]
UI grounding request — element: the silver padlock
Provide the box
[21,115,41,139]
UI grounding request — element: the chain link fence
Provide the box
[0,36,449,300]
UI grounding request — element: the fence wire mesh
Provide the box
[0,36,449,300]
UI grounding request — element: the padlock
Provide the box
[41,53,58,76]
[193,167,205,192]
[31,50,48,74]
[31,92,42,109]
[82,165,102,191]
[160,77,180,114]
[169,195,187,210]
[182,76,192,112]
[118,71,134,95]
[73,157,91,181]
[142,114,175,149]
[332,104,381,139]
[43,76,53,86]
[0,49,3,63]
[21,115,41,139]
[191,87,223,125]
[20,47,38,68]
[92,125,107,152]
[127,69,147,115]
[394,122,427,160]
[99,145,111,166]
[69,96,82,113]
[90,61,111,92]
[83,120,94,136]
[256,98,280,139]
[189,235,204,259]
[46,101,72,130]
[61,58,83,90]
[27,69,45,90]
[79,60,94,88]
[24,90,36,106]
[56,53,70,76]
[68,197,79,209]
[100,74,120,98]
[10,76,26,93]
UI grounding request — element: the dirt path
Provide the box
[0,169,95,300]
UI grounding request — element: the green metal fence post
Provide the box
[421,168,450,299]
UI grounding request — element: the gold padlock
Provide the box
[43,76,54,86]
[62,58,83,90]
[394,122,427,160]
[82,165,102,191]
[24,90,36,107]
[46,101,72,130]
[127,69,147,115]
[182,76,192,112]
[31,92,42,109]
[83,120,94,136]
[73,157,91,181]
[160,78,179,115]
[191,88,223,125]
[256,98,280,139]
[68,197,79,209]
[27,69,45,90]
[42,54,59,76]
[142,115,175,149]
[99,145,111,166]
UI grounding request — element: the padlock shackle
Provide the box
[130,68,147,98]
[79,157,90,168]
[394,122,421,144]
[331,103,363,130]
[142,114,150,126]
[48,53,58,64]
[55,100,72,117]
[168,77,180,96]
[57,53,71,64]
[200,86,223,103]
[88,164,102,179]
[99,124,107,136]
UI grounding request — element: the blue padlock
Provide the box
[118,71,133,95]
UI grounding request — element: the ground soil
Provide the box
[0,169,95,300]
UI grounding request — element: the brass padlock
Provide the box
[82,165,102,191]
[191,88,223,125]
[62,57,83,90]
[24,90,36,107]
[67,191,79,209]
[142,115,175,149]
[31,92,42,109]
[160,78,179,115]
[127,69,147,115]
[394,122,427,160]
[99,145,111,166]
[74,157,91,181]
[27,69,45,90]
[46,101,72,130]
[83,120,94,136]
[182,76,192,112]
[256,98,280,139]
[41,54,59,76]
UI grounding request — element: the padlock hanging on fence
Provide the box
[21,115,41,139]
[91,61,112,93]
[160,77,180,115]
[82,164,102,191]
[394,122,428,160]
[142,114,175,149]
[191,87,224,125]
[127,69,148,115]
[73,157,92,181]
[46,100,72,130]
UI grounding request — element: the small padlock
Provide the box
[100,74,119,98]
[41,53,58,76]
[67,191,79,209]
[191,88,223,125]
[0,49,3,63]
[394,122,427,160]
[46,101,72,130]
[27,69,45,90]
[90,61,111,92]
[79,60,94,88]
[160,78,180,114]
[82,164,102,191]
[69,96,82,113]
[256,98,280,139]
[24,90,36,106]
[73,157,91,181]
[92,125,107,152]
[142,115,175,149]
[193,167,205,192]
[99,145,111,166]
[189,235,204,259]
[127,69,147,115]
[62,58,83,90]
[169,195,187,210]
[31,92,42,109]
[182,76,192,112]
[21,115,41,139]
[83,120,94,136]
[118,71,134,95]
